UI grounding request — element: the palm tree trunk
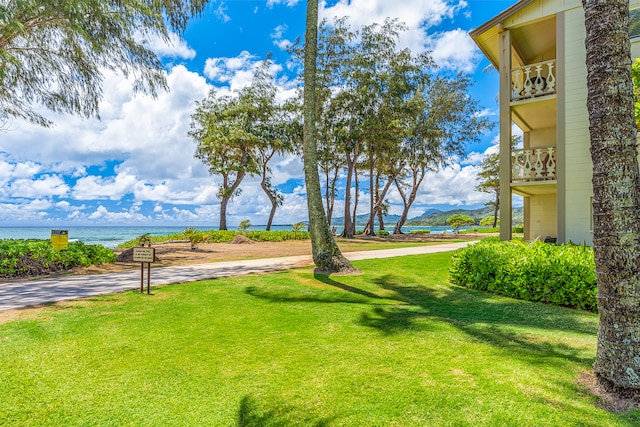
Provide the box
[303,0,357,274]
[583,0,640,390]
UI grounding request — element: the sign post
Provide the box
[132,246,155,294]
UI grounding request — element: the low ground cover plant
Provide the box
[0,239,116,278]
[449,239,597,312]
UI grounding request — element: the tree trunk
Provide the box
[583,0,640,390]
[260,153,279,231]
[365,156,376,236]
[493,192,500,228]
[393,168,425,234]
[261,178,278,231]
[341,152,356,238]
[219,171,246,231]
[219,195,229,231]
[303,0,357,274]
[364,173,394,234]
[324,167,338,226]
[351,170,359,236]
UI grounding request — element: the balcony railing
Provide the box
[511,60,556,101]
[512,146,557,182]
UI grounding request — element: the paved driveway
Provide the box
[0,241,473,311]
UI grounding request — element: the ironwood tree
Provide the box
[0,0,207,127]
[583,0,640,391]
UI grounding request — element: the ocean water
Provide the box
[0,225,456,248]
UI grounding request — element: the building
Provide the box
[470,0,640,245]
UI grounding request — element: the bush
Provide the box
[410,230,431,234]
[0,240,116,279]
[377,230,390,236]
[118,230,311,248]
[461,227,499,234]
[449,239,597,312]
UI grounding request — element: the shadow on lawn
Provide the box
[361,273,596,365]
[237,395,333,427]
[246,270,597,365]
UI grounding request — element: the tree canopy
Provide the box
[0,0,207,127]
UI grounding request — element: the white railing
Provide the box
[511,60,556,101]
[512,146,557,182]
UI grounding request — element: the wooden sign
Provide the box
[133,247,155,263]
[133,246,155,294]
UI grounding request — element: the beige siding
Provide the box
[502,0,581,28]
[529,194,557,240]
[529,127,556,147]
[561,7,593,245]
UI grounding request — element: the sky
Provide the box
[0,0,518,227]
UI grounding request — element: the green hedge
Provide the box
[0,240,116,279]
[448,239,597,312]
[118,230,311,248]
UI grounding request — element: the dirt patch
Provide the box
[72,240,315,275]
[577,370,640,413]
[229,235,255,244]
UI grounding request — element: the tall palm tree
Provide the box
[583,0,640,390]
[303,0,357,274]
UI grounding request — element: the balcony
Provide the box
[511,60,556,102]
[512,146,556,183]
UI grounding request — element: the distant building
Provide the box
[470,0,640,244]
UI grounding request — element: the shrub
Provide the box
[480,216,498,227]
[449,239,597,312]
[117,230,311,248]
[410,230,431,234]
[461,227,499,234]
[0,240,116,279]
[377,230,390,236]
[446,214,475,233]
[238,219,251,233]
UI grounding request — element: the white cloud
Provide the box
[9,175,70,198]
[427,29,481,73]
[141,31,196,60]
[72,174,138,201]
[267,0,300,7]
[214,2,231,22]
[204,51,262,91]
[87,205,150,223]
[271,25,293,51]
[320,0,478,73]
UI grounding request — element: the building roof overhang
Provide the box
[469,0,537,67]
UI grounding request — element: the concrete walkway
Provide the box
[0,241,473,312]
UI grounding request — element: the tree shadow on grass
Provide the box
[358,274,596,365]
[245,269,598,366]
[237,395,333,427]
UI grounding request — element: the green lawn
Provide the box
[1,252,638,426]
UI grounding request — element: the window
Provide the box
[631,8,640,39]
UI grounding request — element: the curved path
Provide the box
[0,241,473,312]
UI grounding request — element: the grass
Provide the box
[1,252,638,426]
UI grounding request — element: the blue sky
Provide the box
[0,0,517,227]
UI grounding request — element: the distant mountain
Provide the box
[332,206,523,227]
[331,206,524,227]
[407,206,524,226]
[332,213,401,226]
